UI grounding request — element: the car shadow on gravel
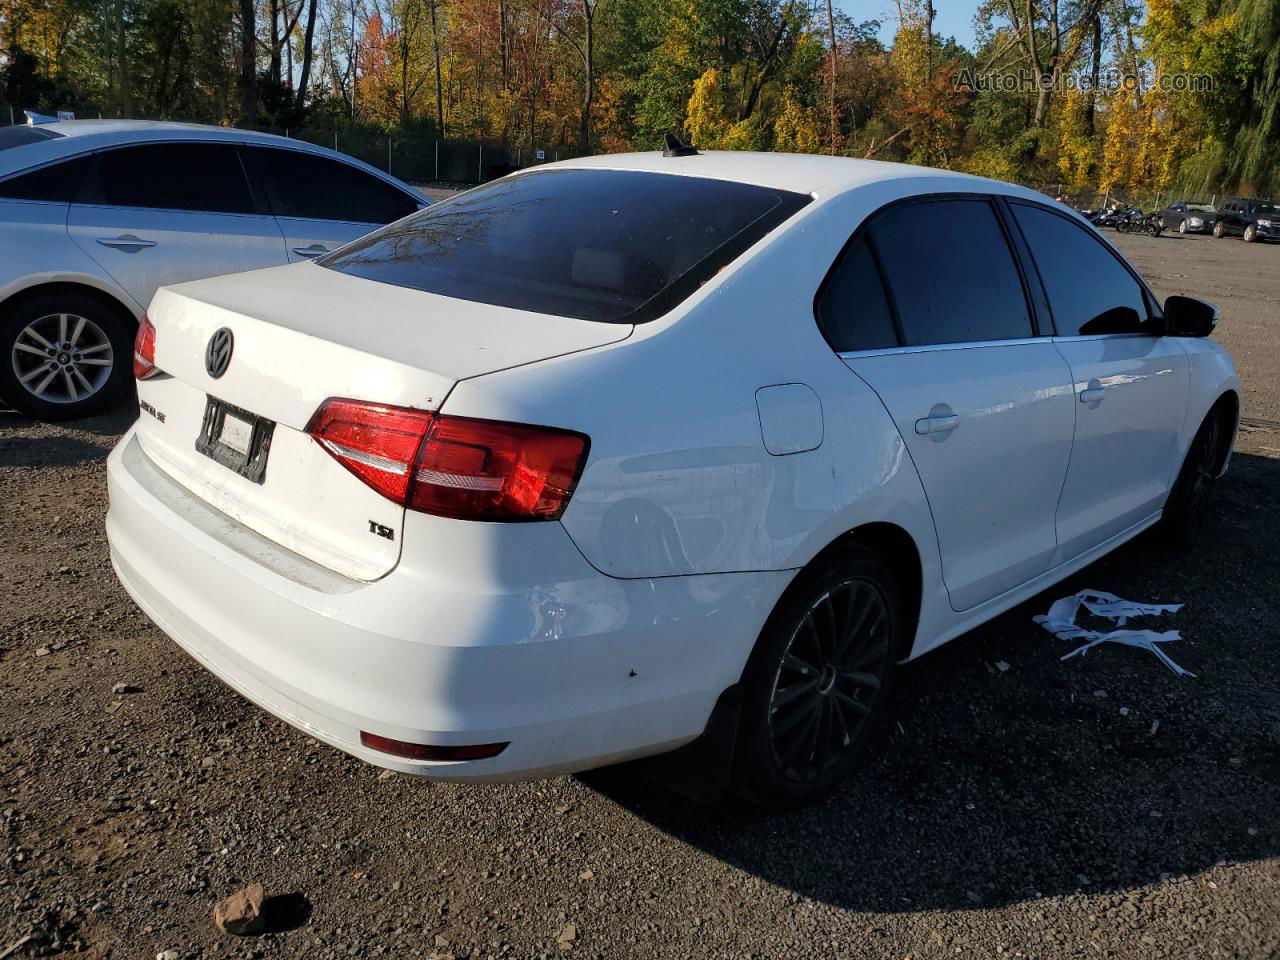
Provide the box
[0,401,137,439]
[590,451,1280,913]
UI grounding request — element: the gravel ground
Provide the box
[1,230,1278,960]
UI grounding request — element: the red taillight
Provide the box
[305,399,435,504]
[306,398,589,521]
[359,731,508,762]
[133,314,158,379]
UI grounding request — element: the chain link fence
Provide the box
[1,103,584,186]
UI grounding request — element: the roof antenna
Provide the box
[662,132,699,157]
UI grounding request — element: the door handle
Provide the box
[292,244,330,258]
[96,234,156,249]
[1079,379,1105,404]
[914,413,959,435]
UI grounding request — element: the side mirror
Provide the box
[1163,295,1218,337]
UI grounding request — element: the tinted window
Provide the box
[250,147,418,224]
[0,126,63,152]
[0,154,94,202]
[94,143,253,213]
[322,169,811,323]
[816,235,898,351]
[1011,202,1150,336]
[869,197,1032,346]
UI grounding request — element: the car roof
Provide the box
[34,118,301,147]
[542,149,1050,203]
[0,119,410,189]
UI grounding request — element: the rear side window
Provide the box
[1011,202,1150,336]
[0,126,64,152]
[815,235,898,352]
[0,154,94,202]
[91,143,254,214]
[247,147,419,224]
[322,169,811,323]
[868,197,1032,346]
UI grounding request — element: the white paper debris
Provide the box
[1033,589,1195,678]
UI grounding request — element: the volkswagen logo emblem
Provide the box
[205,328,234,379]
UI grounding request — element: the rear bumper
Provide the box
[105,430,789,781]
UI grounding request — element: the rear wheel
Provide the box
[1212,220,1225,238]
[732,545,900,809]
[1162,408,1229,547]
[0,290,135,421]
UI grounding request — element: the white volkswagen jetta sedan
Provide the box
[0,120,426,420]
[105,150,1239,808]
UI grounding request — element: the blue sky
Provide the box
[836,0,981,51]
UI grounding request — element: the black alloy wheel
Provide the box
[1163,409,1227,547]
[733,544,900,809]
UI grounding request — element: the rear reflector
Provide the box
[359,731,508,762]
[133,314,159,379]
[306,398,588,521]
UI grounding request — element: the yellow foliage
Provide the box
[773,87,823,154]
[685,68,730,146]
[1056,89,1096,192]
[957,147,1018,182]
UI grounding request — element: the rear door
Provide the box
[1008,200,1188,562]
[67,142,288,309]
[242,146,424,261]
[829,196,1076,612]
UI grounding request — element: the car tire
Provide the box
[1178,219,1188,234]
[731,543,901,809]
[1212,221,1225,238]
[1162,407,1230,548]
[1243,224,1258,243]
[0,290,135,422]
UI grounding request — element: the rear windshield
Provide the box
[0,125,64,152]
[320,168,811,323]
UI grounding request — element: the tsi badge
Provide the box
[368,520,395,541]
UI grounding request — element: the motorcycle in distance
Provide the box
[1113,206,1163,237]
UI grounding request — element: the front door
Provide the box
[67,142,288,310]
[1007,201,1189,562]
[826,196,1076,612]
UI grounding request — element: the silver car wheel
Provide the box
[11,312,115,405]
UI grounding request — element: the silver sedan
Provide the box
[0,120,427,419]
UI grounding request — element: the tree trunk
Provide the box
[498,0,509,90]
[738,19,786,121]
[578,0,593,153]
[924,0,933,83]
[269,0,282,89]
[239,0,257,125]
[295,0,317,113]
[430,0,444,136]
[825,0,837,154]
[115,0,132,117]
[1086,12,1101,134]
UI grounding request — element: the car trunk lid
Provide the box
[133,262,631,580]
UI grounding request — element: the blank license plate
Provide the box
[218,412,254,455]
[195,396,275,484]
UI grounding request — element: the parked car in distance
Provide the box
[106,150,1239,809]
[1211,197,1278,242]
[1158,201,1216,234]
[0,120,428,420]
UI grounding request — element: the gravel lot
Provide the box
[1,230,1278,960]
